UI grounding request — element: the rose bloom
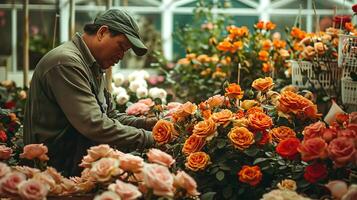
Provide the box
[182,134,206,155]
[0,130,7,143]
[270,126,296,143]
[322,128,337,143]
[304,162,328,183]
[335,113,350,124]
[241,100,259,110]
[303,121,326,140]
[192,118,217,140]
[277,179,297,191]
[90,157,121,182]
[32,172,59,194]
[0,171,27,195]
[171,102,197,122]
[13,166,40,179]
[143,163,174,197]
[126,102,150,116]
[248,112,273,131]
[252,77,274,92]
[94,191,121,200]
[258,50,269,61]
[0,145,12,160]
[108,179,142,200]
[298,137,328,161]
[349,112,357,124]
[225,83,244,99]
[328,137,356,168]
[337,128,357,138]
[326,180,349,199]
[342,184,357,200]
[18,179,49,200]
[20,144,49,161]
[276,138,301,160]
[147,148,175,167]
[87,144,115,160]
[205,95,225,108]
[211,109,233,127]
[246,106,264,116]
[174,171,200,196]
[261,189,311,200]
[185,151,210,171]
[314,42,327,55]
[0,162,11,178]
[152,119,177,145]
[120,154,144,173]
[238,165,262,186]
[256,131,272,146]
[228,127,254,150]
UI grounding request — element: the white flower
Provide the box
[149,87,167,102]
[128,70,150,82]
[136,87,148,99]
[113,73,125,87]
[129,79,147,93]
[116,93,130,105]
[112,86,127,96]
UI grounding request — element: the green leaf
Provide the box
[253,158,269,165]
[201,192,216,200]
[244,147,259,157]
[217,139,226,149]
[216,171,225,181]
[223,186,233,199]
[238,187,245,195]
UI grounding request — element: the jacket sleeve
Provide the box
[43,65,154,151]
[107,109,155,131]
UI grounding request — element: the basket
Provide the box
[341,78,357,110]
[290,60,342,92]
[338,34,357,78]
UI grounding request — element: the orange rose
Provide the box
[211,109,233,127]
[152,120,177,145]
[273,39,286,49]
[177,58,190,65]
[172,102,197,122]
[248,112,273,131]
[265,22,276,30]
[205,95,225,108]
[345,22,354,32]
[192,118,217,140]
[270,126,296,143]
[255,21,265,29]
[258,50,269,61]
[252,77,274,92]
[185,152,210,171]
[301,46,316,60]
[225,83,244,99]
[182,135,206,155]
[20,144,49,161]
[262,63,272,73]
[246,106,264,116]
[217,41,232,52]
[238,165,262,186]
[298,137,328,162]
[314,42,327,55]
[261,40,272,51]
[228,127,254,150]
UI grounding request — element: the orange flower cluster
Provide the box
[171,102,197,122]
[227,25,249,39]
[255,21,276,30]
[270,126,296,143]
[277,91,321,120]
[225,83,244,99]
[177,53,220,66]
[238,165,263,186]
[217,40,244,53]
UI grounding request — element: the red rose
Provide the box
[0,130,7,143]
[256,131,272,145]
[4,101,16,109]
[353,4,357,13]
[276,138,301,160]
[304,162,328,183]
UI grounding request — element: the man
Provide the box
[24,9,156,176]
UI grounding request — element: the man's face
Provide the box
[96,29,132,69]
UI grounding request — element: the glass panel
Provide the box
[271,15,306,38]
[0,9,12,71]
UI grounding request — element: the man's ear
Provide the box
[96,25,109,41]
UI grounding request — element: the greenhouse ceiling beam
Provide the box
[259,0,270,21]
[161,0,173,60]
[169,0,196,8]
[141,0,161,6]
[235,0,259,8]
[328,0,353,8]
[0,4,56,10]
[270,0,296,9]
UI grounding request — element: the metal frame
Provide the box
[0,0,355,73]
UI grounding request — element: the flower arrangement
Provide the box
[151,77,356,199]
[0,144,200,200]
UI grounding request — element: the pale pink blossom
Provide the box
[32,172,58,194]
[88,144,115,160]
[20,144,49,161]
[108,179,142,200]
[147,149,175,167]
[70,176,95,193]
[126,102,150,116]
[326,180,348,199]
[18,179,49,200]
[328,137,356,168]
[13,166,40,178]
[94,191,121,200]
[90,158,121,183]
[303,121,326,140]
[174,171,200,196]
[0,145,12,160]
[0,162,11,178]
[0,171,27,195]
[138,98,154,106]
[120,154,144,173]
[143,164,174,197]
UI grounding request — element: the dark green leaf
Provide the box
[244,147,259,157]
[223,186,233,199]
[201,192,216,200]
[217,139,226,149]
[216,171,225,181]
[253,158,269,165]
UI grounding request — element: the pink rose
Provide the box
[143,164,174,197]
[0,162,11,178]
[322,128,337,143]
[303,121,326,140]
[138,98,154,107]
[87,144,115,160]
[126,102,150,116]
[18,179,49,200]
[147,149,175,167]
[342,185,357,200]
[298,138,328,161]
[347,124,357,134]
[20,144,49,161]
[174,171,200,196]
[79,155,96,168]
[108,179,142,200]
[349,112,357,124]
[13,166,40,178]
[94,191,121,200]
[167,102,182,111]
[338,128,357,138]
[32,172,57,194]
[326,180,349,199]
[0,145,12,160]
[0,172,27,195]
[328,137,356,168]
[90,158,121,182]
[120,154,144,173]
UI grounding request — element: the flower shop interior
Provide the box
[0,0,357,199]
